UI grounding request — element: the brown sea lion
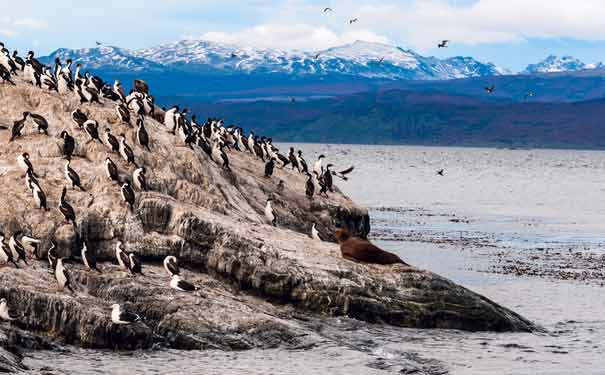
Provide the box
[335,229,409,266]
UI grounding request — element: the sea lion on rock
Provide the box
[335,229,408,265]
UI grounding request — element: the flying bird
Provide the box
[484,85,496,94]
[349,18,359,24]
[436,169,445,176]
[96,41,102,46]
[524,91,534,100]
[438,40,449,48]
[378,57,385,64]
[323,7,333,13]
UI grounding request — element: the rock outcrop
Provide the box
[0,75,536,361]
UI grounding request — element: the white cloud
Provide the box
[202,23,388,51]
[12,18,48,29]
[196,0,605,51]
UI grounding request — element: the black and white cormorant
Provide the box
[84,120,101,143]
[64,160,85,191]
[55,258,74,293]
[71,109,87,130]
[27,112,48,135]
[170,275,198,292]
[121,181,135,211]
[47,240,58,272]
[264,158,275,178]
[81,241,101,272]
[115,241,130,271]
[103,128,119,153]
[104,157,120,183]
[305,173,315,200]
[17,152,36,177]
[9,231,28,265]
[59,187,77,227]
[9,112,28,142]
[61,131,75,160]
[163,255,179,276]
[118,134,135,166]
[111,304,141,324]
[133,167,147,191]
[136,116,150,151]
[128,253,142,274]
[0,233,18,268]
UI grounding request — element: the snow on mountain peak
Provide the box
[524,55,602,74]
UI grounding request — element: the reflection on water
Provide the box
[24,145,605,374]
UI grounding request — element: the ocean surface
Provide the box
[24,145,605,374]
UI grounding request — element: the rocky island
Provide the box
[0,57,535,372]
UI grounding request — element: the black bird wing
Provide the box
[119,251,130,268]
[120,310,140,323]
[338,166,354,175]
[167,259,179,275]
[177,279,197,291]
[60,201,76,221]
[122,185,135,205]
[63,136,75,156]
[67,167,80,186]
[107,133,119,152]
[107,161,119,181]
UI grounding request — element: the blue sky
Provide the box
[2,0,605,71]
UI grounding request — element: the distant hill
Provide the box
[178,90,605,149]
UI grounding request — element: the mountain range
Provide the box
[45,40,507,81]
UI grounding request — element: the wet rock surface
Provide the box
[0,77,536,369]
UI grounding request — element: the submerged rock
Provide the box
[0,76,536,357]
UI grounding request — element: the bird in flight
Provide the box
[484,85,496,94]
[378,57,385,64]
[323,7,333,13]
[524,91,534,100]
[436,169,445,176]
[437,40,449,48]
[349,18,359,24]
[95,41,102,46]
[314,52,321,59]
[230,53,238,59]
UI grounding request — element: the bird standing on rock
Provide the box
[71,109,87,130]
[55,258,74,292]
[115,241,130,271]
[0,233,19,268]
[84,120,101,143]
[118,134,136,166]
[133,167,147,191]
[121,181,135,211]
[27,112,49,135]
[103,128,119,153]
[111,304,141,324]
[59,187,77,227]
[64,160,85,191]
[264,158,275,178]
[104,157,120,183]
[9,232,28,265]
[264,198,277,226]
[163,256,179,276]
[17,152,36,177]
[47,241,58,272]
[81,241,101,272]
[9,112,28,142]
[61,131,75,160]
[170,275,198,292]
[0,298,16,321]
[128,253,142,274]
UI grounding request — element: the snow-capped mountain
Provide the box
[524,55,604,74]
[42,46,167,73]
[42,40,505,81]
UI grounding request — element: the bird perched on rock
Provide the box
[47,240,58,272]
[136,116,150,151]
[81,241,101,272]
[163,256,179,276]
[170,275,198,292]
[32,183,47,210]
[103,128,119,153]
[9,231,28,265]
[115,241,130,271]
[133,167,147,191]
[121,181,135,211]
[9,112,28,142]
[71,109,87,130]
[264,158,276,178]
[118,134,136,166]
[104,157,120,183]
[55,258,74,292]
[311,223,322,241]
[305,173,315,200]
[27,112,49,135]
[128,253,142,275]
[17,152,36,177]
[84,120,101,143]
[59,187,77,226]
[60,131,75,160]
[264,198,276,226]
[335,229,409,265]
[64,160,85,191]
[0,233,19,268]
[0,298,16,321]
[111,304,141,324]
